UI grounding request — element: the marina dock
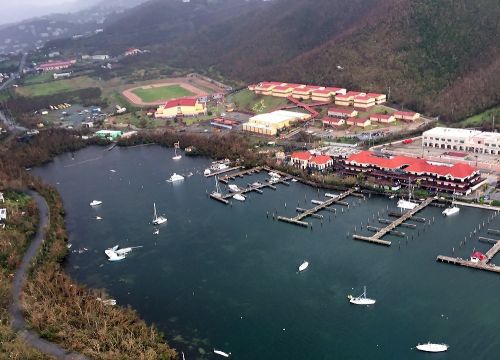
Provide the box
[352,198,434,246]
[210,177,291,204]
[218,166,262,183]
[277,188,357,227]
[204,166,242,178]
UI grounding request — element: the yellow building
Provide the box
[242,110,309,136]
[155,98,206,119]
[271,84,296,98]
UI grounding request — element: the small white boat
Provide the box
[397,199,418,210]
[90,200,102,206]
[168,173,185,182]
[152,203,167,225]
[291,178,298,182]
[153,229,160,235]
[268,171,281,178]
[251,181,262,187]
[228,184,241,192]
[389,194,395,199]
[416,342,449,353]
[311,200,324,205]
[348,286,376,305]
[115,247,133,256]
[172,141,182,160]
[213,349,231,358]
[233,194,246,201]
[109,169,116,173]
[106,251,126,261]
[325,193,338,199]
[204,168,211,176]
[298,261,309,272]
[96,216,102,220]
[443,206,460,216]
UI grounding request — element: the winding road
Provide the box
[8,190,88,360]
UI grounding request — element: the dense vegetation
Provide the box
[50,0,499,122]
[0,131,177,359]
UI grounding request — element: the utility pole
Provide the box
[387,86,391,102]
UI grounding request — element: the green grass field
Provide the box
[455,105,500,128]
[232,89,289,114]
[16,76,99,97]
[23,72,54,85]
[131,85,195,102]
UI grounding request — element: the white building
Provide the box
[422,127,500,155]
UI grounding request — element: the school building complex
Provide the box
[155,98,206,119]
[242,110,310,136]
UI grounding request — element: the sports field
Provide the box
[131,85,195,103]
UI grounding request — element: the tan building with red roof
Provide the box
[311,87,346,102]
[328,108,358,118]
[334,94,354,107]
[369,113,395,123]
[322,117,345,127]
[290,151,333,171]
[354,95,376,109]
[366,93,387,104]
[272,84,297,98]
[309,155,333,170]
[346,117,371,127]
[394,111,420,121]
[290,151,313,169]
[292,85,319,100]
[155,98,206,118]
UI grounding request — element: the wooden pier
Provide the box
[217,166,260,183]
[388,211,427,222]
[277,188,357,227]
[204,166,242,178]
[479,237,499,244]
[488,229,500,235]
[352,198,434,246]
[436,255,500,274]
[378,218,416,228]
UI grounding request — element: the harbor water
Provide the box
[33,145,500,360]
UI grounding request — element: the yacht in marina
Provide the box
[90,200,102,206]
[298,260,309,272]
[416,342,449,353]
[443,193,460,216]
[348,286,376,305]
[228,184,241,192]
[232,193,246,201]
[168,173,185,182]
[172,141,182,160]
[152,203,167,225]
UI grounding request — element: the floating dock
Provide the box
[277,188,357,227]
[352,198,434,246]
[437,231,500,274]
[204,166,242,178]
[210,177,291,205]
[218,166,262,183]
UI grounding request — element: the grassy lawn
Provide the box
[16,76,99,97]
[131,85,194,102]
[232,89,289,114]
[23,72,54,85]
[455,105,500,128]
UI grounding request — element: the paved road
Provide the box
[8,190,89,360]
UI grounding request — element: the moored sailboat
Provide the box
[348,286,376,305]
[152,202,167,225]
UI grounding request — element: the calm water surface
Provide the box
[33,145,500,360]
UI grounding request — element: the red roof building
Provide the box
[37,59,76,72]
[346,117,371,127]
[322,117,345,127]
[343,151,481,195]
[354,95,376,109]
[334,94,354,106]
[394,111,420,121]
[366,92,387,104]
[328,108,358,118]
[164,98,198,108]
[369,113,395,123]
[290,151,313,169]
[309,155,333,170]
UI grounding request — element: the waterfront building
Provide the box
[242,110,309,136]
[155,98,206,119]
[309,155,333,171]
[290,151,313,169]
[328,108,358,118]
[394,111,420,121]
[369,113,395,123]
[342,151,482,195]
[422,127,500,155]
[290,151,333,171]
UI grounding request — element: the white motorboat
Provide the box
[442,206,460,216]
[397,199,418,210]
[268,171,281,179]
[228,184,241,192]
[204,168,211,176]
[311,199,324,205]
[152,203,167,225]
[298,261,309,272]
[90,200,102,206]
[213,349,231,358]
[389,194,395,199]
[251,181,262,187]
[107,252,126,261]
[233,194,246,201]
[348,286,376,305]
[291,178,298,182]
[96,216,102,220]
[168,173,185,182]
[172,141,182,160]
[153,229,160,235]
[325,193,339,199]
[416,342,449,353]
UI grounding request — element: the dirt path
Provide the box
[9,190,89,360]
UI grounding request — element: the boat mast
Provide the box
[153,202,157,220]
